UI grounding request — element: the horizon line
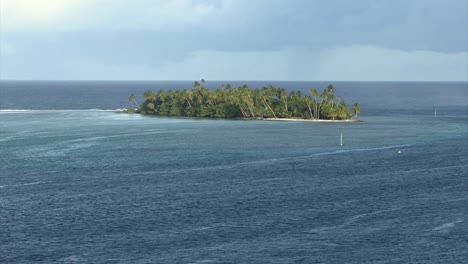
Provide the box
[1,79,467,83]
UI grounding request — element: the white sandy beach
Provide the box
[263,118,359,122]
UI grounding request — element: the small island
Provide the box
[124,81,360,122]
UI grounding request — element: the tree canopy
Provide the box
[130,82,359,120]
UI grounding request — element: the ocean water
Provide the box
[1,81,468,263]
[1,80,467,112]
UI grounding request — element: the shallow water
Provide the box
[1,107,467,263]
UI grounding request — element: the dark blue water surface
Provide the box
[1,81,468,263]
[1,80,467,113]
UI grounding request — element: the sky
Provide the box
[0,0,467,81]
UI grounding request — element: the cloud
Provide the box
[313,46,468,81]
[92,0,220,31]
[0,41,16,55]
[0,0,83,30]
[0,0,222,32]
[2,0,466,52]
[1,0,466,81]
[6,45,464,81]
[148,46,468,81]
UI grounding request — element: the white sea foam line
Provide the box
[189,224,244,233]
[0,131,57,142]
[125,145,413,177]
[19,141,97,158]
[0,109,123,116]
[313,144,412,157]
[307,207,405,234]
[64,131,169,143]
[344,207,405,226]
[79,143,415,177]
[0,136,17,142]
[1,181,49,188]
[443,197,468,203]
[21,181,47,186]
[433,219,464,231]
[244,144,413,165]
[242,144,412,165]
[57,256,82,262]
[385,164,468,177]
[0,109,33,112]
[253,177,287,183]
[189,259,218,264]
[17,130,170,158]
[0,109,121,112]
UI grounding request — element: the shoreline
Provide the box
[263,118,359,122]
[117,109,359,122]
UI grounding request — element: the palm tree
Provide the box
[318,89,327,120]
[352,103,360,119]
[304,96,313,119]
[128,93,138,109]
[134,82,358,120]
[308,88,318,119]
[243,87,256,118]
[326,84,335,108]
[279,88,288,116]
[231,87,248,118]
[143,90,156,102]
[184,90,193,107]
[338,101,350,120]
[261,87,277,119]
[146,102,155,113]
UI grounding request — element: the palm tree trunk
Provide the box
[262,97,277,119]
[238,105,248,118]
[246,94,256,118]
[307,104,313,120]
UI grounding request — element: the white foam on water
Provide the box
[67,142,96,150]
[57,255,83,263]
[68,135,126,143]
[0,109,120,112]
[243,144,412,166]
[307,207,404,234]
[253,177,287,183]
[189,223,244,233]
[19,141,98,158]
[1,181,49,188]
[443,197,468,203]
[65,130,169,143]
[0,136,17,142]
[433,219,464,231]
[125,144,414,177]
[21,181,46,186]
[344,207,403,226]
[1,131,55,142]
[189,259,218,264]
[0,109,34,113]
[307,226,336,234]
[313,144,412,157]
[16,129,169,158]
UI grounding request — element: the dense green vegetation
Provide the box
[128,81,360,120]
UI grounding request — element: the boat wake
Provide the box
[313,144,412,157]
[125,144,413,176]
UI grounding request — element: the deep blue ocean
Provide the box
[1,81,467,263]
